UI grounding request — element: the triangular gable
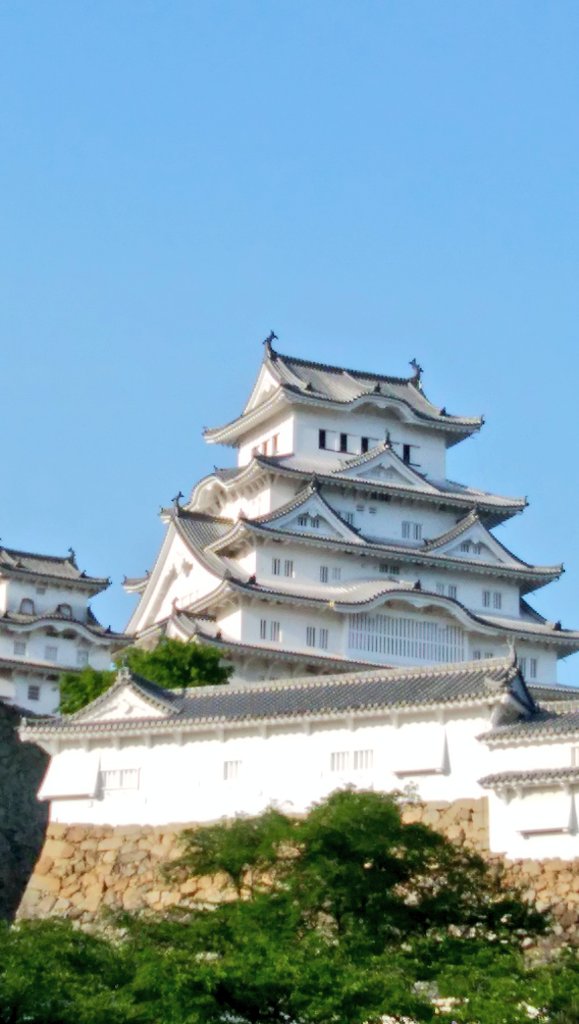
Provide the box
[243,360,281,413]
[432,518,523,568]
[336,445,439,493]
[260,490,365,545]
[71,670,175,723]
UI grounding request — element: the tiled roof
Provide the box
[22,657,523,736]
[265,348,481,429]
[0,609,125,641]
[482,708,579,743]
[204,346,482,446]
[479,767,579,789]
[527,682,579,705]
[253,455,526,522]
[0,547,109,592]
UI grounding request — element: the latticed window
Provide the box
[223,760,242,782]
[100,769,140,791]
[272,558,281,575]
[306,626,316,647]
[284,560,294,577]
[319,628,329,650]
[348,613,465,663]
[319,566,329,583]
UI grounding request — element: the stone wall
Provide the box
[16,797,579,946]
[0,704,49,920]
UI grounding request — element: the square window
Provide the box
[77,650,89,667]
[13,641,26,656]
[45,645,58,662]
[297,514,308,527]
[353,749,373,771]
[27,684,40,702]
[223,760,241,782]
[330,751,348,772]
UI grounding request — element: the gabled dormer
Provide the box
[337,441,439,492]
[425,512,563,579]
[254,483,365,545]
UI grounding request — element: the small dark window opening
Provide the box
[340,433,348,453]
[318,429,326,450]
[403,444,412,464]
[361,437,369,454]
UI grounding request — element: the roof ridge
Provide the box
[271,348,414,386]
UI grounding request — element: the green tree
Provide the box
[4,791,578,1023]
[60,639,231,714]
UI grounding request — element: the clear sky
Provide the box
[1,2,578,682]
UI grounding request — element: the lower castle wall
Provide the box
[17,797,579,948]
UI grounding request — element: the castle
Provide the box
[21,341,579,861]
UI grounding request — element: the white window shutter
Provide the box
[38,750,100,800]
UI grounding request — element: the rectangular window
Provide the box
[271,434,279,454]
[493,592,502,610]
[306,626,316,647]
[319,628,329,650]
[284,559,294,577]
[331,567,341,581]
[379,563,399,575]
[330,751,348,772]
[482,590,491,608]
[368,506,376,514]
[460,541,470,553]
[13,641,26,656]
[402,521,422,540]
[342,511,355,526]
[297,514,308,527]
[270,621,281,643]
[484,651,494,659]
[223,760,242,782]
[353,749,373,771]
[271,558,281,576]
[403,444,411,464]
[356,503,365,512]
[530,657,538,679]
[260,619,267,640]
[77,650,89,667]
[310,516,320,529]
[519,657,527,675]
[318,429,327,450]
[448,584,457,600]
[100,768,140,791]
[361,436,369,454]
[340,433,348,453]
[27,684,40,702]
[319,566,329,583]
[35,586,46,595]
[473,650,482,660]
[436,583,445,594]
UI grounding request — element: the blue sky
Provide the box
[1,2,578,681]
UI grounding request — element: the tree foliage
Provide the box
[59,639,232,714]
[4,789,577,1023]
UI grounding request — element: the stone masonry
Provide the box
[16,797,579,947]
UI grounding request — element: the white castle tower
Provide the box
[125,339,578,684]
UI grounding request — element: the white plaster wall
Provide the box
[321,488,458,544]
[487,789,579,860]
[292,408,448,479]
[6,579,89,621]
[237,414,295,467]
[219,479,297,521]
[46,705,496,827]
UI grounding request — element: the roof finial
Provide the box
[263,330,278,356]
[67,547,77,565]
[172,490,184,508]
[409,357,423,388]
[384,430,392,448]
